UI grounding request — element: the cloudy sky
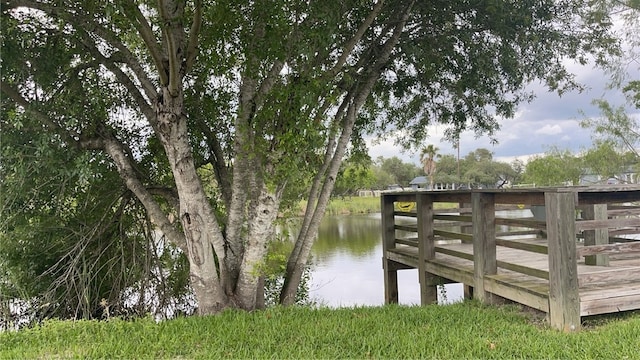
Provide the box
[367,61,640,166]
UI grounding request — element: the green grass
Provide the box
[304,196,457,216]
[3,302,640,359]
[325,196,381,215]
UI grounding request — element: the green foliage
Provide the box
[333,155,376,197]
[260,233,314,307]
[2,304,640,359]
[583,141,629,180]
[582,99,640,158]
[433,149,521,188]
[376,156,421,188]
[0,111,191,326]
[522,148,583,186]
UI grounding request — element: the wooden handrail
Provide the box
[577,241,640,257]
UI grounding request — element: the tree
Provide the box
[522,148,583,186]
[433,154,460,185]
[420,145,439,190]
[334,156,376,197]
[582,140,638,183]
[455,148,520,188]
[581,1,639,157]
[376,156,421,187]
[1,0,620,314]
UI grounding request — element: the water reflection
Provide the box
[309,214,462,307]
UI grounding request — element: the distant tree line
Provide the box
[334,142,640,197]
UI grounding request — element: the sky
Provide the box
[367,61,640,166]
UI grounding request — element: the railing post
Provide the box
[472,192,497,303]
[582,204,609,266]
[545,191,580,332]
[417,193,437,305]
[382,194,399,304]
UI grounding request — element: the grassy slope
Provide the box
[2,302,639,359]
[311,196,456,215]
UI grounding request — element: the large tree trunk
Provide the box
[154,88,229,314]
[234,186,282,309]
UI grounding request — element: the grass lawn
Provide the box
[306,196,457,215]
[2,301,639,359]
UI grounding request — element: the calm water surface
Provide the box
[308,213,463,307]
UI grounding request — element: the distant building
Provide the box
[579,166,638,185]
[409,176,457,190]
[409,176,428,189]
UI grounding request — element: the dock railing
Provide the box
[381,186,640,331]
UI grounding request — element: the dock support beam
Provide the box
[582,204,609,266]
[472,192,497,304]
[417,194,437,305]
[546,191,580,332]
[382,195,398,304]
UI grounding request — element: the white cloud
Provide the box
[535,124,564,135]
[367,54,639,166]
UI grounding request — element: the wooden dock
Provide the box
[381,186,640,331]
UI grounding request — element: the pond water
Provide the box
[308,213,463,307]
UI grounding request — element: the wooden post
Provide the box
[463,285,474,300]
[546,191,580,332]
[381,194,399,304]
[582,204,609,266]
[472,192,497,303]
[417,193,437,305]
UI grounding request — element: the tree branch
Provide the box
[194,118,232,208]
[325,0,386,80]
[102,135,187,252]
[75,29,156,124]
[121,0,169,87]
[184,0,203,74]
[157,0,181,96]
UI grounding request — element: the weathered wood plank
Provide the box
[580,292,640,316]
[577,242,640,257]
[417,194,437,305]
[546,191,580,332]
[434,229,473,242]
[609,228,640,237]
[576,217,640,231]
[495,238,548,254]
[484,276,549,313]
[578,267,640,287]
[494,192,546,205]
[393,211,417,218]
[607,206,640,216]
[395,237,418,247]
[495,217,547,230]
[425,259,475,286]
[435,246,474,261]
[473,192,497,304]
[386,249,419,269]
[582,204,609,266]
[579,283,640,301]
[395,224,417,232]
[496,260,549,280]
[496,229,543,237]
[578,189,640,204]
[433,214,473,222]
[382,195,399,304]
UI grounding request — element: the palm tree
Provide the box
[420,145,439,190]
